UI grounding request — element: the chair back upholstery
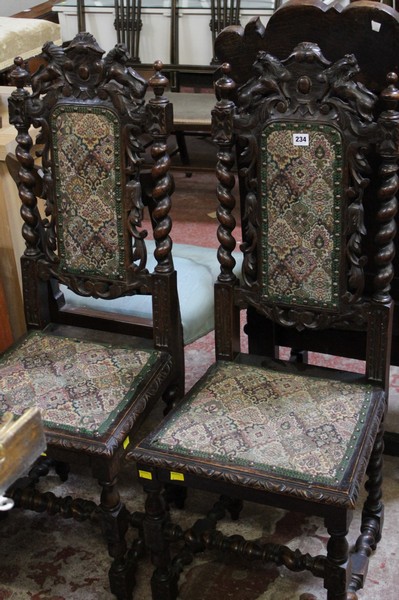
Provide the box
[8,33,181,359]
[212,37,398,390]
[51,85,143,286]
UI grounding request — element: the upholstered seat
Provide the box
[0,329,163,437]
[0,17,61,72]
[139,360,378,500]
[168,92,214,132]
[61,241,242,344]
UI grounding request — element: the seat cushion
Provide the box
[61,242,242,345]
[138,360,381,496]
[0,330,163,437]
[167,92,214,129]
[0,17,62,72]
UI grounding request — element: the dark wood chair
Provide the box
[129,32,399,600]
[0,32,183,599]
[215,0,399,454]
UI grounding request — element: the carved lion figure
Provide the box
[322,53,376,121]
[104,44,147,99]
[238,50,289,111]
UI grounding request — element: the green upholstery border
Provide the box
[148,361,375,486]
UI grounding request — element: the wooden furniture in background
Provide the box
[130,28,398,600]
[0,281,13,353]
[114,0,143,63]
[53,1,274,65]
[0,87,26,342]
[11,0,61,21]
[77,0,86,30]
[210,0,241,63]
[165,90,215,173]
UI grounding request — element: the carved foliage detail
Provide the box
[10,33,153,299]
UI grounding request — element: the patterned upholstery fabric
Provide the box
[0,331,161,436]
[262,123,342,308]
[53,106,125,279]
[148,361,374,485]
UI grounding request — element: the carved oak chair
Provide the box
[129,36,399,600]
[217,0,399,454]
[0,32,183,599]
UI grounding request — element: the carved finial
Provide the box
[149,60,169,101]
[146,61,173,272]
[381,72,399,111]
[374,71,399,303]
[9,56,30,88]
[215,63,236,102]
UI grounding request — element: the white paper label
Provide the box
[293,133,309,146]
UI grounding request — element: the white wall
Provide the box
[0,1,38,17]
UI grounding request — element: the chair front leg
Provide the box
[324,510,352,600]
[99,476,132,599]
[349,420,385,596]
[143,478,179,600]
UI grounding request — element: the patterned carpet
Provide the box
[1,169,399,599]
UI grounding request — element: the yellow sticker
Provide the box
[41,452,47,457]
[170,472,185,482]
[138,470,153,480]
[123,436,130,450]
